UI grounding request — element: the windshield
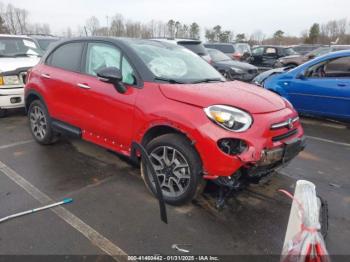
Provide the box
[178,41,208,56]
[0,37,42,57]
[208,49,231,62]
[234,43,251,54]
[284,47,298,56]
[130,41,224,83]
[36,39,58,51]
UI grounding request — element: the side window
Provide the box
[304,61,327,78]
[48,42,84,72]
[121,57,136,85]
[265,47,277,55]
[325,57,350,78]
[252,47,263,56]
[85,43,121,76]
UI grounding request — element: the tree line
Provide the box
[82,15,201,39]
[1,1,350,46]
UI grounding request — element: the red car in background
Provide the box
[25,37,305,205]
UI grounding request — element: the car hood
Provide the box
[253,67,288,85]
[0,57,41,73]
[215,60,257,71]
[159,81,286,114]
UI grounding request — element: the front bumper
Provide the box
[258,137,305,166]
[0,87,25,109]
[195,108,304,178]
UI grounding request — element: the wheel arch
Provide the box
[25,90,47,113]
[130,124,202,167]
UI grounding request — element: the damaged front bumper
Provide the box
[213,136,306,185]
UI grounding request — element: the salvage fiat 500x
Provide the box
[25,38,305,205]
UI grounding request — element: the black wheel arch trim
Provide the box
[25,90,47,113]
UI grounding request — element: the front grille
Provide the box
[272,129,298,142]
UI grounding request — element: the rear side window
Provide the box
[265,47,277,54]
[178,41,208,55]
[215,45,235,53]
[47,42,84,72]
[325,56,350,77]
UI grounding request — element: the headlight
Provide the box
[0,75,21,86]
[204,105,253,132]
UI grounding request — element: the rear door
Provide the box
[287,56,350,119]
[42,42,85,126]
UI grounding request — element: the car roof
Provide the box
[253,45,292,49]
[28,35,60,40]
[205,43,234,46]
[0,34,33,39]
[150,38,202,44]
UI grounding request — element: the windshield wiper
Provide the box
[154,77,186,84]
[190,78,225,84]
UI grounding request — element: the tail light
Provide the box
[232,52,242,60]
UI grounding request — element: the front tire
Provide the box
[28,100,57,145]
[141,133,203,206]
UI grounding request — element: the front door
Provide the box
[78,42,139,153]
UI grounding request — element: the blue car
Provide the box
[263,50,350,121]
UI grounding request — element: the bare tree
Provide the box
[85,16,100,36]
[110,14,124,36]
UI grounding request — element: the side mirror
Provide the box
[308,54,315,60]
[297,73,307,80]
[97,67,127,94]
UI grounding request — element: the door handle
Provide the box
[41,73,51,79]
[77,83,91,89]
[337,83,347,87]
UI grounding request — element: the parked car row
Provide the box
[275,45,350,68]
[253,50,350,121]
[24,37,305,205]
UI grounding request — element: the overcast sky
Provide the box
[4,0,350,37]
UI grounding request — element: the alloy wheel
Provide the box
[30,106,47,140]
[148,146,191,198]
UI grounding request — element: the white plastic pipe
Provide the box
[0,198,73,224]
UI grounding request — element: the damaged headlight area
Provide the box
[204,105,253,132]
[0,75,21,86]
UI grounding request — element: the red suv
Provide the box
[25,38,305,205]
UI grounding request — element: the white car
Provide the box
[150,38,212,63]
[0,34,41,117]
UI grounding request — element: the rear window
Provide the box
[47,42,84,72]
[205,44,235,53]
[37,39,58,51]
[178,41,208,56]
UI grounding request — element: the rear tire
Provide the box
[141,133,203,206]
[28,100,58,145]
